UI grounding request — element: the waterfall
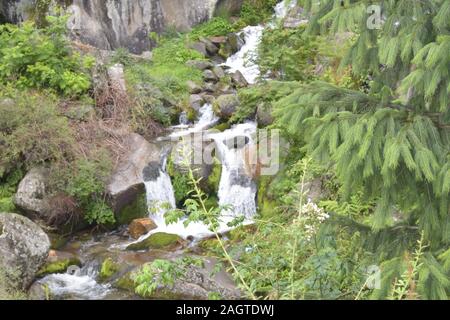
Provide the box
[223,0,296,84]
[223,25,264,84]
[170,103,219,138]
[209,123,258,220]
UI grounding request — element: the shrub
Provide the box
[239,0,278,26]
[0,16,92,96]
[0,89,74,177]
[189,17,235,40]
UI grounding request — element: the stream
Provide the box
[37,0,294,300]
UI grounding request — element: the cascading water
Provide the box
[38,262,111,300]
[223,0,296,84]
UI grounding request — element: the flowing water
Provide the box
[223,0,296,84]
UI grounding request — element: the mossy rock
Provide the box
[114,272,137,292]
[126,232,184,251]
[205,159,222,195]
[198,238,221,252]
[99,258,120,282]
[36,257,81,277]
[116,192,148,226]
[212,122,231,132]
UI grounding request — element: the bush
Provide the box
[189,17,235,40]
[239,0,278,26]
[0,16,93,96]
[0,89,74,177]
[257,26,319,81]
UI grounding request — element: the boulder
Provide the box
[189,41,208,57]
[203,69,219,82]
[128,218,158,239]
[215,94,240,119]
[231,70,249,88]
[189,94,205,111]
[126,232,185,251]
[14,167,49,217]
[212,66,226,79]
[202,82,218,93]
[186,60,214,70]
[200,37,219,56]
[227,32,245,54]
[0,213,50,290]
[256,102,274,127]
[187,80,202,94]
[209,36,227,46]
[107,133,161,225]
[36,250,81,277]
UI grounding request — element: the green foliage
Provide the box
[258,26,319,81]
[0,90,74,177]
[239,0,278,26]
[134,257,203,298]
[0,169,23,212]
[190,17,235,40]
[63,157,115,226]
[0,17,92,96]
[99,258,119,282]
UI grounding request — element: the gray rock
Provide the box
[213,66,226,79]
[189,41,208,57]
[203,82,218,93]
[187,80,202,94]
[200,37,219,56]
[215,94,240,119]
[0,213,50,290]
[190,94,205,111]
[256,102,274,127]
[186,60,214,70]
[107,133,162,221]
[231,70,249,88]
[227,32,245,54]
[203,69,219,82]
[14,167,49,217]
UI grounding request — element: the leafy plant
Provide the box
[0,16,92,96]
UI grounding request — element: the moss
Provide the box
[116,192,148,226]
[99,258,119,282]
[126,232,183,251]
[213,122,231,132]
[198,238,221,252]
[206,159,222,195]
[36,258,81,277]
[114,272,137,291]
[167,156,191,205]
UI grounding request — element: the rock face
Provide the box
[14,167,49,217]
[0,213,50,290]
[1,0,244,54]
[107,133,162,224]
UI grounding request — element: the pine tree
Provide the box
[274,0,450,299]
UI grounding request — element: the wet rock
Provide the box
[231,70,249,88]
[126,232,185,251]
[214,94,240,119]
[203,69,219,82]
[0,213,50,290]
[186,60,214,70]
[187,80,202,94]
[189,94,205,111]
[14,167,49,217]
[36,250,81,278]
[227,32,245,54]
[224,136,250,150]
[128,218,158,239]
[107,134,161,224]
